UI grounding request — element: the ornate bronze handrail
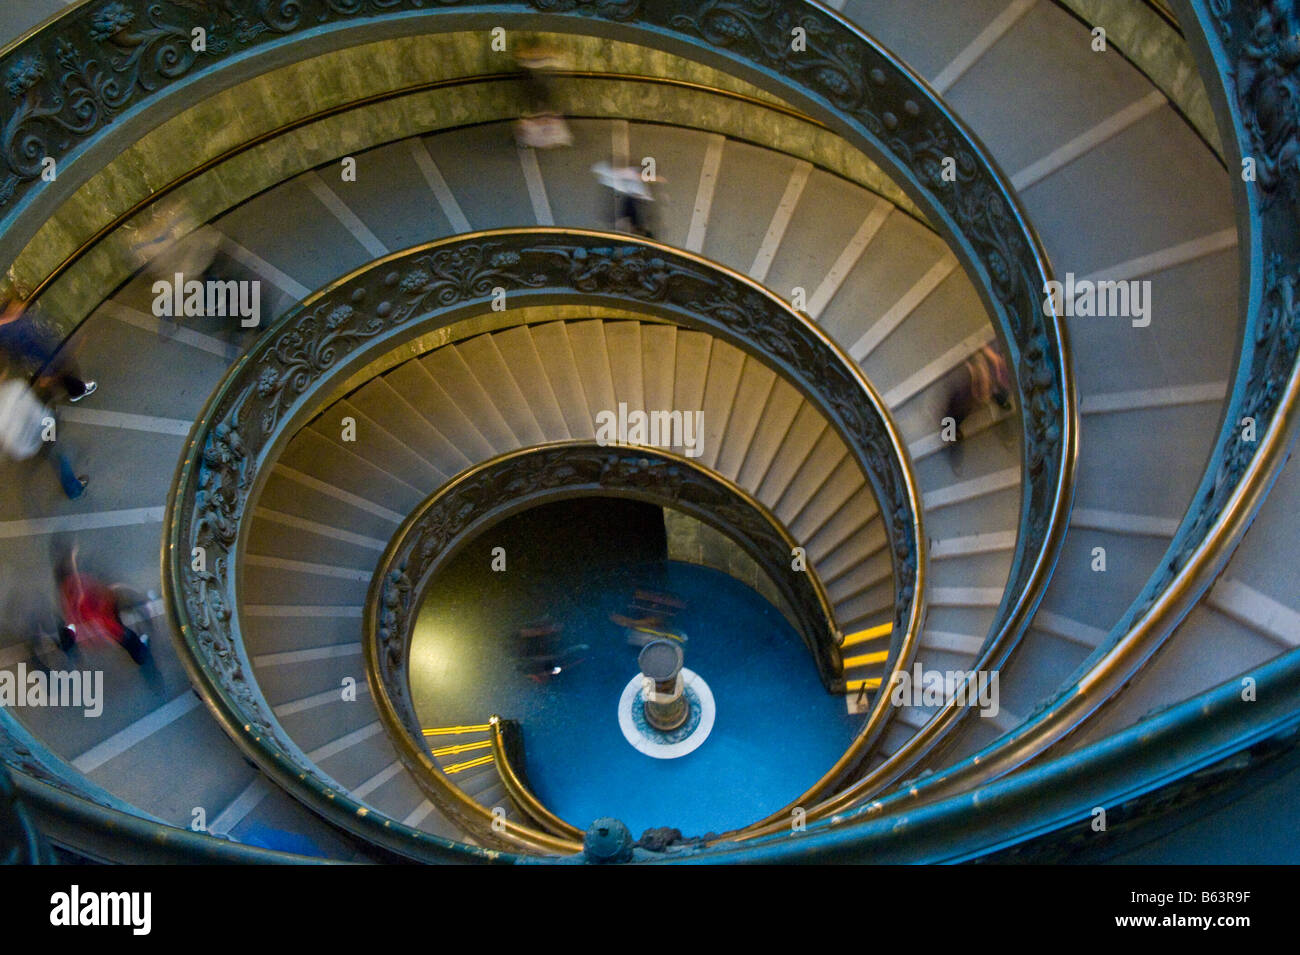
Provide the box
[2,706,333,863]
[9,68,846,312]
[0,0,1074,609]
[14,772,345,864]
[5,0,1071,857]
[0,707,147,819]
[165,228,923,858]
[867,0,1300,804]
[727,0,1300,846]
[366,441,847,845]
[0,68,918,851]
[2,0,1284,865]
[6,0,1079,857]
[1,762,49,865]
[488,716,584,841]
[683,640,1300,864]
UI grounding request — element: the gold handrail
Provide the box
[11,0,1283,869]
[331,231,927,850]
[488,716,584,841]
[15,0,1073,858]
[855,352,1300,814]
[361,436,860,847]
[14,8,1061,844]
[705,0,1076,832]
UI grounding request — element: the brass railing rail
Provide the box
[488,716,584,841]
[366,441,848,846]
[684,639,1300,863]
[8,69,840,312]
[1,762,49,865]
[0,33,943,857]
[0,64,920,855]
[0,707,148,819]
[720,0,1300,850]
[13,773,344,864]
[2,707,332,863]
[0,0,1291,866]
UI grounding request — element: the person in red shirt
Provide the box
[54,547,150,665]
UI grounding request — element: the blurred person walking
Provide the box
[513,41,572,149]
[0,294,97,404]
[0,375,87,499]
[944,342,1013,443]
[591,162,659,238]
[54,546,150,665]
[128,197,227,287]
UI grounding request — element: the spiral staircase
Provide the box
[0,0,1297,864]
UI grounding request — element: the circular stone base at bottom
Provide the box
[617,667,715,759]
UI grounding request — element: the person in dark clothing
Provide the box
[592,162,659,238]
[514,41,561,114]
[944,376,977,445]
[945,343,1013,443]
[617,192,650,237]
[512,41,572,149]
[0,295,97,404]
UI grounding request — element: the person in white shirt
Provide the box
[591,161,660,237]
[0,376,87,498]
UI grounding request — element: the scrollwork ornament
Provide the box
[529,0,643,22]
[163,234,1034,850]
[252,300,384,434]
[672,0,870,115]
[1233,1,1300,201]
[93,3,199,93]
[395,244,548,314]
[1209,0,1234,42]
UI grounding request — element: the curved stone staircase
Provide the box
[239,317,896,837]
[0,0,1293,862]
[1,116,1006,848]
[835,0,1243,769]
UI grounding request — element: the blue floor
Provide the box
[409,516,857,837]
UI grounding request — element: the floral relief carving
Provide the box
[168,233,930,792]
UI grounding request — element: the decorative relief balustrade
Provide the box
[5,0,1076,797]
[0,0,1287,863]
[164,229,924,854]
[368,441,847,843]
[770,0,1300,844]
[0,0,1156,858]
[1039,0,1300,697]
